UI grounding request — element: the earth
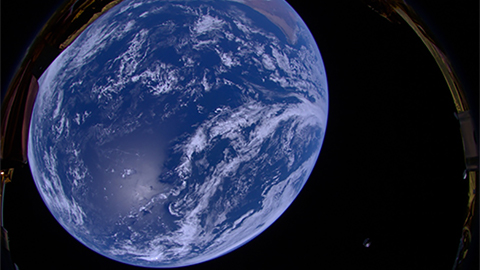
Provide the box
[27,0,328,268]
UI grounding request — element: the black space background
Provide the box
[1,1,478,269]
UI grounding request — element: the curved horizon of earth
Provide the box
[28,0,328,267]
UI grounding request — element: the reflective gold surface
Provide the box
[1,0,123,165]
[364,1,478,269]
